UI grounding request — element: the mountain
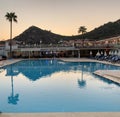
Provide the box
[13,19,120,44]
[13,26,73,44]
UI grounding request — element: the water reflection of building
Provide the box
[5,60,92,81]
[5,60,120,82]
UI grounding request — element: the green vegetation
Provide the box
[78,26,87,34]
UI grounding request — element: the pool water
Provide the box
[0,59,120,112]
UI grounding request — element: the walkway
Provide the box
[0,112,120,117]
[94,70,120,84]
[0,59,22,68]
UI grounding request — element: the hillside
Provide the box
[13,26,73,44]
[80,19,120,40]
[12,19,120,44]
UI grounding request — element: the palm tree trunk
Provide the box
[82,32,84,47]
[10,21,12,58]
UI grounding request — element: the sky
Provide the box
[0,0,120,40]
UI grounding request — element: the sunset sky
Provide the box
[0,0,120,40]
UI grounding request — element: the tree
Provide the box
[5,12,17,58]
[78,26,87,47]
[78,26,87,34]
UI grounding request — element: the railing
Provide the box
[18,44,73,48]
[18,44,120,49]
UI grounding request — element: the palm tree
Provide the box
[78,26,87,47]
[78,26,87,34]
[5,12,17,58]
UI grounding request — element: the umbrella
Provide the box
[90,51,92,55]
[118,49,120,56]
[101,51,103,55]
[78,51,80,58]
[96,51,100,56]
[104,51,107,56]
[114,50,118,55]
[109,50,112,55]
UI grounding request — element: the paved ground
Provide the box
[94,70,120,84]
[60,58,120,67]
[0,59,22,68]
[0,113,120,117]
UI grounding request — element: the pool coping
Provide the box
[0,112,120,117]
[60,58,120,66]
[94,70,120,84]
[0,59,23,68]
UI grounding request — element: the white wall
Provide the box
[5,41,18,50]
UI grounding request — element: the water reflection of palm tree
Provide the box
[78,65,86,88]
[8,66,19,105]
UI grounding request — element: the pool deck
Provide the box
[60,58,120,67]
[0,58,120,116]
[94,70,120,84]
[0,112,120,117]
[0,59,22,68]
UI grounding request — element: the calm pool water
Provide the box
[0,59,120,112]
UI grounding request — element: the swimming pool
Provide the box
[0,59,120,112]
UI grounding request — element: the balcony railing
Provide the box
[18,44,120,49]
[18,44,73,48]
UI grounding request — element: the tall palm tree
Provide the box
[5,12,17,58]
[78,26,87,34]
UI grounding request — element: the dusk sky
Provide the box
[0,0,120,40]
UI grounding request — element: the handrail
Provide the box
[18,44,120,49]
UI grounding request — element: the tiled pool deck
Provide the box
[0,112,120,117]
[0,58,120,117]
